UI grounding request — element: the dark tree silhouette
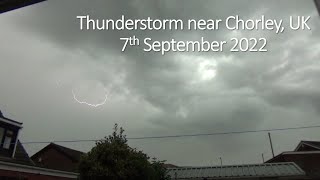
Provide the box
[78,124,169,180]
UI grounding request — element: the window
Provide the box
[0,127,16,151]
[3,130,13,149]
[3,136,11,149]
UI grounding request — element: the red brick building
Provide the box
[0,160,78,180]
[266,140,320,179]
[0,110,78,179]
[31,143,84,172]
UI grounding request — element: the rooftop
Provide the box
[0,110,22,128]
[297,140,320,150]
[167,162,305,179]
[0,0,46,13]
[31,143,85,163]
[0,140,34,166]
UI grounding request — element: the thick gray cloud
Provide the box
[1,0,320,166]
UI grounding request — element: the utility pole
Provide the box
[262,153,265,163]
[268,132,275,157]
[219,157,222,166]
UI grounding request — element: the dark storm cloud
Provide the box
[1,0,320,165]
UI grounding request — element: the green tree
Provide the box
[78,124,170,180]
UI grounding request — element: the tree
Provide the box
[78,124,170,180]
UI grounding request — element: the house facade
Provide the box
[31,143,84,172]
[0,160,78,180]
[266,140,320,179]
[0,110,78,179]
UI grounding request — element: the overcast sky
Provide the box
[1,0,320,166]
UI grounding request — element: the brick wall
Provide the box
[0,169,75,180]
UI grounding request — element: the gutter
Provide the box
[0,160,78,179]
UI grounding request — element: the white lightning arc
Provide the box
[72,89,109,107]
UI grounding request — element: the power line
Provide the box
[20,124,320,145]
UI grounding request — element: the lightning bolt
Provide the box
[72,88,109,107]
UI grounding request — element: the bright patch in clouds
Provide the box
[175,54,219,83]
[198,60,218,81]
